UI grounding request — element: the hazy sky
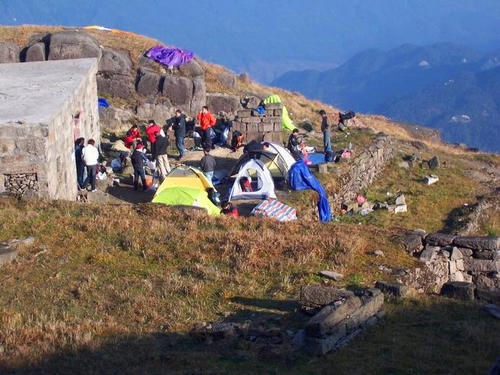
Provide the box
[1,0,499,81]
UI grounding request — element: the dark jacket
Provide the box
[172,114,187,138]
[154,135,169,158]
[75,145,84,167]
[200,154,216,173]
[131,149,145,170]
[321,116,330,132]
[287,134,302,160]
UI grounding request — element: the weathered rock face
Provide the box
[48,31,102,61]
[0,42,20,63]
[178,59,204,77]
[24,42,46,62]
[99,106,135,131]
[136,67,162,96]
[162,75,193,107]
[207,93,241,114]
[217,71,237,89]
[97,48,133,98]
[99,48,132,75]
[136,102,175,125]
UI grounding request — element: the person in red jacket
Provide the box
[145,120,161,155]
[196,106,216,149]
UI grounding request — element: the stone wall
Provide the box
[0,59,100,201]
[232,103,283,144]
[332,133,395,210]
[403,231,500,298]
[299,285,385,355]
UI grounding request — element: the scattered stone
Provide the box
[375,281,409,297]
[440,281,475,301]
[419,246,439,263]
[404,232,424,254]
[319,270,344,281]
[484,304,500,320]
[378,265,393,273]
[395,194,406,206]
[428,156,440,169]
[398,161,410,169]
[425,175,439,185]
[373,250,385,257]
[394,204,408,214]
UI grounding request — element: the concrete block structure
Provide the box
[0,58,100,200]
[232,103,283,144]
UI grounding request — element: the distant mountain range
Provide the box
[272,43,500,152]
[1,0,500,83]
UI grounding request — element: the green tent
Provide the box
[263,94,296,131]
[152,186,221,216]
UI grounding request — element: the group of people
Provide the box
[75,138,100,192]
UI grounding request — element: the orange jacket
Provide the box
[197,111,216,131]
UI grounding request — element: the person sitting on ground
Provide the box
[200,148,216,183]
[239,176,253,193]
[124,124,142,150]
[145,120,161,154]
[131,144,147,191]
[221,201,239,217]
[231,131,244,152]
[287,128,302,160]
[153,131,171,180]
[82,139,99,192]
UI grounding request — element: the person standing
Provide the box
[131,144,147,191]
[82,139,99,192]
[197,106,216,150]
[319,110,332,153]
[145,120,161,155]
[75,137,85,189]
[200,148,216,183]
[172,109,186,160]
[154,131,171,180]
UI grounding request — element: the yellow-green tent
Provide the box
[263,95,296,131]
[152,165,220,216]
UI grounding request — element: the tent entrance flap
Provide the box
[229,159,277,201]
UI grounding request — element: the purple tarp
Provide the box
[146,46,194,67]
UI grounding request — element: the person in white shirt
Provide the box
[81,139,99,192]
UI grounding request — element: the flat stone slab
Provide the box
[426,233,456,247]
[319,271,344,281]
[300,285,354,308]
[453,236,500,251]
[0,246,18,266]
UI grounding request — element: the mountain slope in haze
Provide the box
[1,0,500,82]
[272,43,500,152]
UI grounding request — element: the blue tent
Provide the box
[288,160,332,222]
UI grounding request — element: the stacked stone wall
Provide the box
[232,103,283,144]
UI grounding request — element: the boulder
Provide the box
[136,102,175,125]
[178,58,205,77]
[440,281,475,301]
[428,155,440,169]
[395,194,406,206]
[426,233,456,247]
[463,259,500,273]
[375,281,409,297]
[0,42,20,63]
[419,245,440,263]
[217,71,237,89]
[99,106,135,131]
[136,68,161,96]
[191,76,206,114]
[453,236,500,251]
[241,96,262,109]
[48,31,101,61]
[25,42,46,62]
[99,48,132,75]
[238,72,251,84]
[300,285,354,308]
[425,175,439,185]
[162,75,193,106]
[97,74,132,98]
[206,93,241,114]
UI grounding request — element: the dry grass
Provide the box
[0,198,414,370]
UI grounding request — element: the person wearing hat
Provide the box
[131,143,147,191]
